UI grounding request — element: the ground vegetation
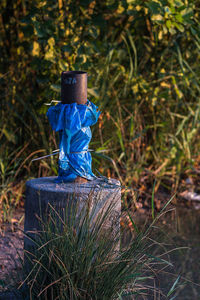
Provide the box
[0,0,199,219]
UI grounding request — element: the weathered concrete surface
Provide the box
[24,177,121,250]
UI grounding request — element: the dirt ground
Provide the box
[0,208,24,292]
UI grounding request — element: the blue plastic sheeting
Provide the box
[47,100,100,182]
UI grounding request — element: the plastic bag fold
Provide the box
[47,100,100,182]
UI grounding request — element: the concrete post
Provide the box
[24,177,121,252]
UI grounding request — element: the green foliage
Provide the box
[0,0,200,210]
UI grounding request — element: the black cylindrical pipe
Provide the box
[61,71,87,104]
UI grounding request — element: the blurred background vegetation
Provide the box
[0,0,200,220]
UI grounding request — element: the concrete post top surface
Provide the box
[26,177,121,193]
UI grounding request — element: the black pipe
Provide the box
[61,71,87,105]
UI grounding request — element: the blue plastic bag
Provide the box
[47,100,100,182]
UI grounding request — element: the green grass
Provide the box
[19,191,180,300]
[0,0,200,219]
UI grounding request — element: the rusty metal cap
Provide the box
[61,71,87,104]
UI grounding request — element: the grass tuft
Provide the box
[21,191,179,300]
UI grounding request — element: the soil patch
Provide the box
[0,208,24,292]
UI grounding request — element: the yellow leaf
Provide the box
[158,30,163,40]
[32,41,40,56]
[48,37,55,47]
[136,5,141,11]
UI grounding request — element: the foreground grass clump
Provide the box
[21,192,178,300]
